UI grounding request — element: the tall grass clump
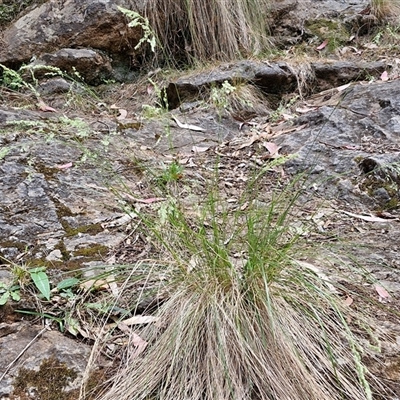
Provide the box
[145,0,272,65]
[370,0,400,21]
[93,164,383,400]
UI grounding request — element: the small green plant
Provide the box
[16,275,83,333]
[142,104,166,119]
[118,7,157,53]
[209,80,268,121]
[5,119,54,141]
[5,116,94,146]
[371,23,400,49]
[270,95,299,122]
[141,78,170,120]
[0,262,51,304]
[0,63,40,98]
[0,281,21,305]
[1,62,101,112]
[0,146,10,160]
[372,30,383,44]
[155,161,184,188]
[210,80,236,114]
[58,116,92,139]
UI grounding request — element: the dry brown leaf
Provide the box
[337,83,352,92]
[80,278,112,291]
[240,201,249,211]
[282,113,295,120]
[363,43,378,49]
[343,296,354,306]
[296,106,317,113]
[192,146,210,153]
[263,142,280,157]
[339,46,362,56]
[131,332,148,355]
[136,197,166,204]
[261,123,272,134]
[121,193,165,204]
[117,109,128,120]
[304,84,351,108]
[237,137,259,149]
[37,99,58,112]
[172,116,205,132]
[117,324,148,356]
[122,315,159,326]
[340,210,397,222]
[316,39,329,50]
[375,285,391,302]
[269,123,308,138]
[375,211,397,219]
[56,162,73,170]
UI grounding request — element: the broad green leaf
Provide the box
[10,290,21,302]
[0,146,10,160]
[0,291,10,305]
[85,302,112,313]
[29,266,46,273]
[30,271,51,301]
[65,316,80,336]
[17,310,64,332]
[57,277,80,290]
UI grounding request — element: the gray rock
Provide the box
[276,79,400,209]
[0,322,92,398]
[31,48,113,85]
[0,0,147,70]
[312,61,386,91]
[38,78,72,95]
[165,60,388,109]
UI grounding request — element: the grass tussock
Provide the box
[92,169,384,400]
[146,0,272,65]
[210,80,271,121]
[370,0,400,21]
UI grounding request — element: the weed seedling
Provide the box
[0,282,21,305]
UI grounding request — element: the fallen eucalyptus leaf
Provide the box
[172,115,205,132]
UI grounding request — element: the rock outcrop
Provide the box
[0,0,147,82]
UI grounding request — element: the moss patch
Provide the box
[64,223,104,237]
[73,244,108,259]
[32,161,61,181]
[13,356,78,400]
[356,158,400,211]
[305,18,349,52]
[54,239,70,261]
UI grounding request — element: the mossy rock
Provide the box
[13,356,79,400]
